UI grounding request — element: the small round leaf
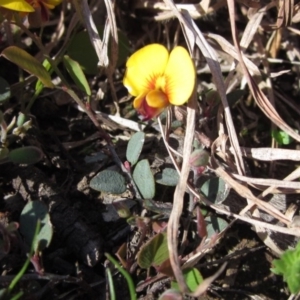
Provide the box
[126,131,145,165]
[8,146,44,165]
[20,201,53,251]
[205,216,229,238]
[200,177,229,204]
[137,232,169,268]
[133,159,155,199]
[155,168,179,186]
[90,170,126,194]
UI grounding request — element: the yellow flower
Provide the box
[0,0,34,12]
[123,44,195,120]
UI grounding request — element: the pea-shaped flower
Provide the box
[123,44,195,120]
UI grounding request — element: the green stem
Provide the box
[105,253,136,300]
[106,267,116,300]
[10,291,23,300]
[8,220,41,294]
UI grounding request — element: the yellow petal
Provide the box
[0,0,34,12]
[133,92,147,109]
[123,44,169,96]
[146,90,169,108]
[164,46,195,105]
[42,0,62,9]
[133,92,164,119]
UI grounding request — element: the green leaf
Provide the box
[171,268,203,293]
[271,242,300,294]
[90,170,126,194]
[200,177,229,204]
[133,159,155,199]
[35,59,52,92]
[183,268,203,292]
[63,55,91,96]
[19,201,53,251]
[0,77,11,102]
[1,46,54,88]
[126,131,145,165]
[137,233,169,268]
[272,129,294,146]
[205,216,229,238]
[67,27,131,75]
[155,168,179,186]
[8,146,44,165]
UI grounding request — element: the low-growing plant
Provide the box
[271,241,300,294]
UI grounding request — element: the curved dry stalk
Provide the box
[166,95,196,293]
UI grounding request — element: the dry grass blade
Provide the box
[239,167,300,234]
[104,0,118,70]
[235,147,300,161]
[261,167,300,197]
[240,7,265,48]
[104,0,120,115]
[133,0,211,20]
[277,0,294,28]
[167,100,196,293]
[231,173,300,191]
